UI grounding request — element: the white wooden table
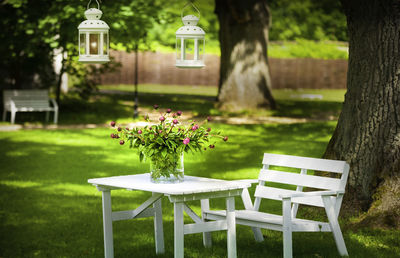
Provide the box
[88,173,250,258]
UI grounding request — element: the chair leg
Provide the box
[282,198,293,258]
[322,196,348,256]
[11,111,16,124]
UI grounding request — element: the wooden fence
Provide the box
[100,51,348,89]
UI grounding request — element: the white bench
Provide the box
[202,153,350,258]
[2,90,58,124]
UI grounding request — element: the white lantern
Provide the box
[176,3,205,68]
[78,0,110,64]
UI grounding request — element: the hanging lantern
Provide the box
[176,2,205,68]
[78,0,110,64]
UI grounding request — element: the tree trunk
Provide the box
[55,50,65,104]
[215,0,276,111]
[324,0,400,227]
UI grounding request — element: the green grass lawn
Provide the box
[1,85,399,257]
[1,124,399,257]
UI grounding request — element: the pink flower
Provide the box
[192,124,199,131]
[209,144,215,149]
[138,130,142,134]
[172,113,177,118]
[153,104,159,110]
[110,133,115,138]
[166,108,172,113]
[110,121,116,127]
[173,119,179,124]
[207,116,212,122]
[223,136,228,142]
[117,127,122,132]
[183,138,190,145]
[120,140,125,145]
[159,116,165,122]
[207,128,211,132]
[177,111,182,116]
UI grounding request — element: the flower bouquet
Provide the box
[110,105,228,183]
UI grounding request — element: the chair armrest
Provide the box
[280,190,345,199]
[50,98,58,109]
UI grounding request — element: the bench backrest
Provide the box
[254,153,349,216]
[3,90,50,109]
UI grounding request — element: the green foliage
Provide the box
[268,0,348,41]
[0,0,56,89]
[269,40,348,59]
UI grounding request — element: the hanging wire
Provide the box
[181,1,201,19]
[87,0,101,10]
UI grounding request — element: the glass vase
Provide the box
[150,152,184,183]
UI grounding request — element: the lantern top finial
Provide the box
[85,8,102,20]
[182,15,199,26]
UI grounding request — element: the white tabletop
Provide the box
[88,173,251,195]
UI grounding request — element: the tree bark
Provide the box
[215,0,276,111]
[324,0,400,227]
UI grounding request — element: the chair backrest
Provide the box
[3,90,50,109]
[254,153,349,216]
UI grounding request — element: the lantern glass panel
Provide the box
[197,38,204,61]
[79,33,86,55]
[89,33,100,55]
[103,33,108,55]
[184,38,195,60]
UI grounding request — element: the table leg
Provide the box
[153,193,165,254]
[174,202,184,258]
[226,196,237,258]
[201,199,212,248]
[101,190,114,258]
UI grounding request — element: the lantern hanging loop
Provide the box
[87,0,101,10]
[181,1,200,20]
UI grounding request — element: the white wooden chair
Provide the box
[2,90,58,124]
[202,153,350,258]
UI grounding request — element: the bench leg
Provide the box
[2,110,6,121]
[201,199,212,248]
[54,110,58,124]
[45,111,49,123]
[10,111,16,124]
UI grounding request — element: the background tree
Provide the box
[324,0,400,227]
[215,0,276,111]
[0,0,168,102]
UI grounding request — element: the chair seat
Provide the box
[205,209,331,232]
